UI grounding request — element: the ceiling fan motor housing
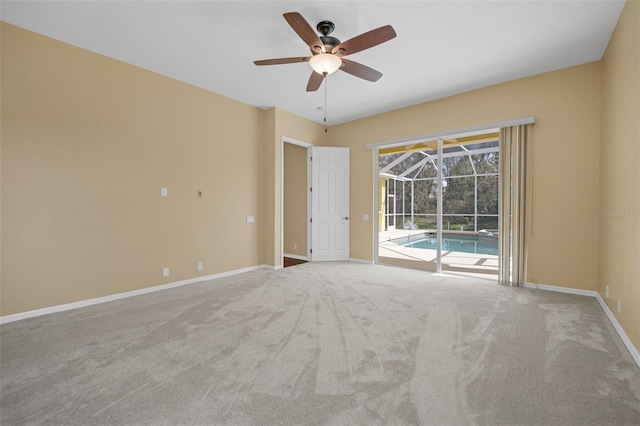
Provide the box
[320,35,341,51]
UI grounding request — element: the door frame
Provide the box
[281,136,313,264]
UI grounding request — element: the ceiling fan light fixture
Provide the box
[309,53,342,75]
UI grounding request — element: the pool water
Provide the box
[403,237,498,256]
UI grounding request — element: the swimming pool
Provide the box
[402,237,498,256]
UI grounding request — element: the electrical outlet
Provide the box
[605,285,609,298]
[162,267,169,277]
[246,216,255,223]
[161,187,168,197]
[293,243,297,251]
[363,214,369,221]
[197,262,203,271]
[617,299,621,313]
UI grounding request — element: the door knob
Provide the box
[343,217,349,220]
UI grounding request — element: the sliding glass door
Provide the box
[377,133,500,279]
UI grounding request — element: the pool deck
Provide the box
[378,229,498,280]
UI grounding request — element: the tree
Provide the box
[379,143,499,231]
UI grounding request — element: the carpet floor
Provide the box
[1,262,640,425]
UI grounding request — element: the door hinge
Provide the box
[310,187,312,192]
[310,156,312,161]
[310,249,313,254]
[310,218,313,223]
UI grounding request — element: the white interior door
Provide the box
[311,147,350,261]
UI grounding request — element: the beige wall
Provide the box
[1,23,266,315]
[599,1,640,351]
[283,143,308,257]
[258,108,276,267]
[328,62,602,291]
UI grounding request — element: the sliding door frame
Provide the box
[370,117,535,274]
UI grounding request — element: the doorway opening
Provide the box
[377,132,500,279]
[282,138,312,267]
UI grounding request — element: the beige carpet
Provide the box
[2,262,640,425]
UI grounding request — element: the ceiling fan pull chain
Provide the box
[324,74,328,132]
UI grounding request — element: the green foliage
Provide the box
[380,141,500,232]
[477,175,498,214]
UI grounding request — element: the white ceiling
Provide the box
[1,1,626,125]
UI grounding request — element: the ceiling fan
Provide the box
[254,12,396,92]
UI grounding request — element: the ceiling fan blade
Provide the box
[339,59,383,82]
[254,57,310,66]
[283,12,325,53]
[332,25,396,57]
[306,71,324,92]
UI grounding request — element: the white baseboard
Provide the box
[524,281,640,369]
[349,258,374,264]
[0,264,271,325]
[283,253,308,261]
[594,293,640,369]
[260,264,279,270]
[523,282,598,298]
